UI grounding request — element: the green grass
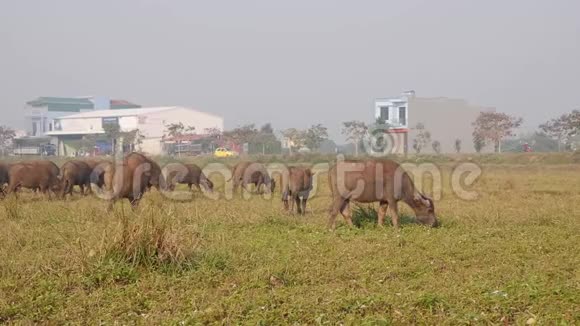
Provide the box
[0,160,579,324]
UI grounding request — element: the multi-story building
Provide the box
[24,96,140,137]
[46,106,224,156]
[375,91,492,153]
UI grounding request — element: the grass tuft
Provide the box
[100,205,200,270]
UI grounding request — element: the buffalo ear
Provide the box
[414,193,431,207]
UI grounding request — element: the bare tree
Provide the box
[472,112,523,153]
[341,121,368,156]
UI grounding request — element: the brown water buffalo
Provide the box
[85,159,110,189]
[282,166,314,215]
[229,161,275,194]
[164,163,213,192]
[6,160,60,199]
[105,152,164,209]
[328,159,438,230]
[59,160,92,198]
[0,162,10,196]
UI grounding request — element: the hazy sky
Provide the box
[1,0,579,140]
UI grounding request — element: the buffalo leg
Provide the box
[328,198,346,230]
[84,181,92,195]
[301,198,308,216]
[378,201,389,227]
[282,190,290,211]
[295,196,301,214]
[340,201,354,228]
[388,203,400,229]
[289,193,295,214]
[41,185,51,200]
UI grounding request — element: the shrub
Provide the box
[101,207,200,270]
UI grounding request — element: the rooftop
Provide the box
[58,106,176,119]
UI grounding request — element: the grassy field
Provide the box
[1,155,579,324]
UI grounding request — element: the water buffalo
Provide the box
[59,160,92,198]
[282,166,314,215]
[328,159,438,230]
[6,160,60,199]
[229,161,275,194]
[163,163,213,193]
[105,152,164,209]
[85,159,110,189]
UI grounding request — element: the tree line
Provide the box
[1,109,579,155]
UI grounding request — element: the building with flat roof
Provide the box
[45,106,224,156]
[375,91,492,153]
[24,96,140,137]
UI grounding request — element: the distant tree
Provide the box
[342,121,368,156]
[472,112,523,153]
[281,128,307,154]
[473,133,485,153]
[454,139,462,153]
[0,125,16,156]
[259,123,274,135]
[79,134,97,154]
[223,124,258,147]
[103,123,121,155]
[123,129,145,152]
[412,123,431,154]
[304,124,329,151]
[165,122,195,140]
[540,110,580,151]
[253,123,278,154]
[432,140,441,154]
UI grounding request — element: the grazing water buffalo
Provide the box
[105,152,164,209]
[164,163,213,192]
[59,160,92,198]
[282,166,314,215]
[6,160,60,199]
[328,159,438,230]
[229,161,275,194]
[85,159,110,189]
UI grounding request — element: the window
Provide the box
[32,122,37,136]
[49,123,53,132]
[102,117,119,127]
[380,106,390,122]
[399,107,407,126]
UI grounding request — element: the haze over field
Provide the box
[1,0,579,139]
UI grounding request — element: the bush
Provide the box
[101,207,200,270]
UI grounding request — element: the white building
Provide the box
[24,96,140,137]
[46,106,223,156]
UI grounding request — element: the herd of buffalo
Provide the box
[0,152,438,229]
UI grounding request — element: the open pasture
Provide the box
[0,157,579,324]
